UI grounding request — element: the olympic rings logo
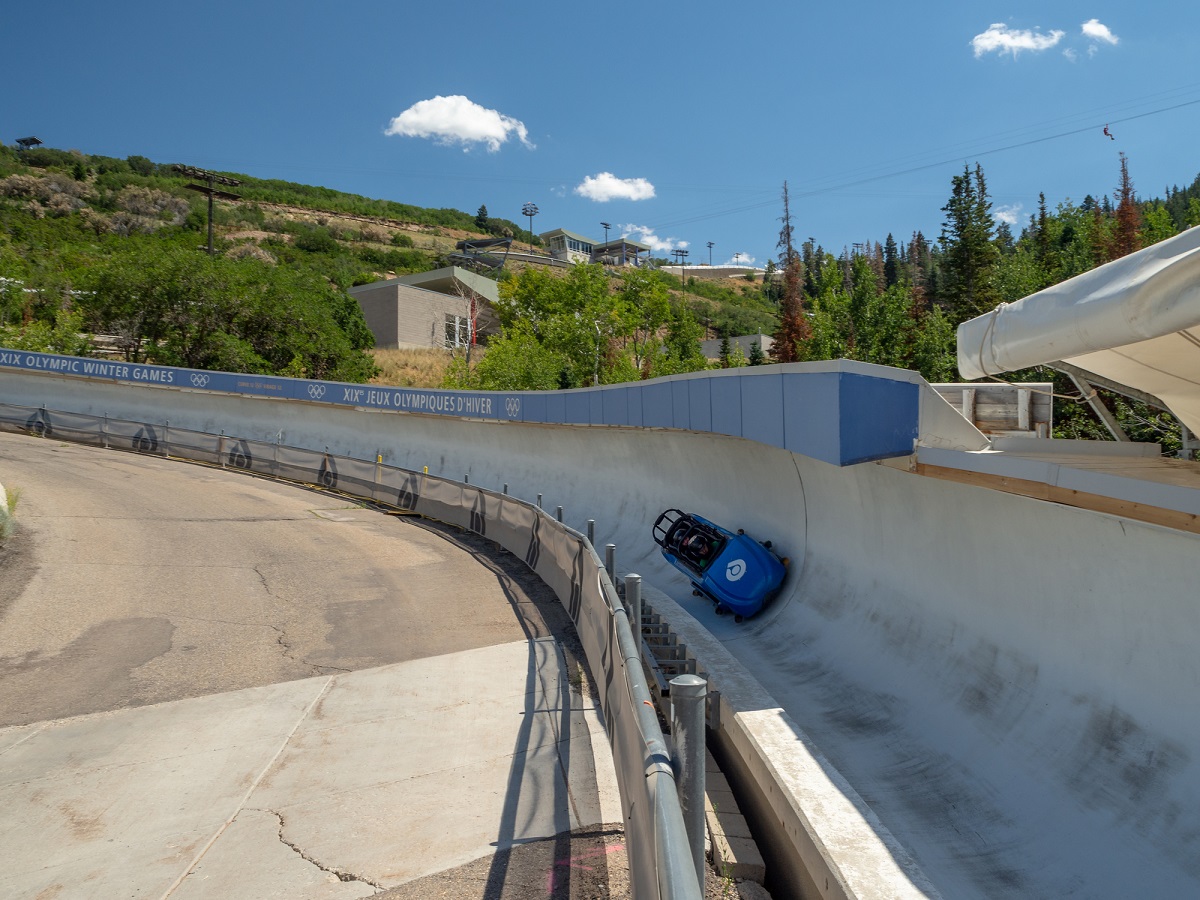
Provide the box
[308,384,326,399]
[190,373,210,387]
[504,397,521,417]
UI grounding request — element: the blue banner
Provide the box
[0,349,521,423]
[0,348,920,465]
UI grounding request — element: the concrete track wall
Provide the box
[4,368,1199,898]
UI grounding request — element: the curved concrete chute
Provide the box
[2,360,1199,897]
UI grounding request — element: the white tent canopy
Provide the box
[957,226,1200,435]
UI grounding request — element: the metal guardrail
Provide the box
[0,401,703,900]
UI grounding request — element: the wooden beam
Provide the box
[914,463,1200,535]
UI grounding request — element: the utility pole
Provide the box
[706,241,714,266]
[174,165,241,255]
[672,248,690,299]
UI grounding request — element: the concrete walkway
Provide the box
[0,434,624,899]
[1,638,621,899]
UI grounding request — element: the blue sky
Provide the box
[4,1,1199,267]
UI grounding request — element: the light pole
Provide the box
[707,241,714,266]
[600,221,611,265]
[734,252,741,268]
[522,202,539,253]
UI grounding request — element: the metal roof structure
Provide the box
[392,266,500,304]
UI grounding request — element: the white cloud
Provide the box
[621,224,686,255]
[384,95,533,152]
[993,203,1023,227]
[972,23,1065,58]
[1063,48,1078,62]
[724,254,756,266]
[1081,18,1119,45]
[574,173,656,202]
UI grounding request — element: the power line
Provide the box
[641,95,1200,233]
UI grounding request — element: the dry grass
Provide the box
[1,484,19,543]
[370,348,455,388]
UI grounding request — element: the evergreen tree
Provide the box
[883,233,899,288]
[772,256,808,363]
[748,340,766,366]
[474,204,488,231]
[909,231,931,311]
[839,248,854,295]
[772,182,808,364]
[1032,192,1054,281]
[938,163,999,323]
[1187,197,1200,229]
[867,241,885,290]
[777,181,797,265]
[801,238,820,295]
[1112,153,1141,260]
[719,334,732,368]
[994,221,1015,255]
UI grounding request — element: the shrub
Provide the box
[0,174,41,198]
[358,224,390,243]
[108,211,161,235]
[17,147,78,170]
[126,155,155,176]
[226,243,277,265]
[293,226,340,254]
[115,185,190,224]
[79,208,111,234]
[391,232,414,248]
[230,203,266,229]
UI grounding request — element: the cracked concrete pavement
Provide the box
[0,433,623,898]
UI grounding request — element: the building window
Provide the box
[445,314,472,348]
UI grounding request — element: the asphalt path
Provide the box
[0,432,626,898]
[0,432,580,722]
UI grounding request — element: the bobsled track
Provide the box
[3,357,1200,899]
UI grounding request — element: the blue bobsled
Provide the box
[651,508,788,620]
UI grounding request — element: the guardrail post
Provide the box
[464,473,469,484]
[605,544,616,582]
[587,519,595,546]
[556,505,563,522]
[537,493,542,509]
[625,574,641,637]
[219,432,225,468]
[671,674,708,893]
